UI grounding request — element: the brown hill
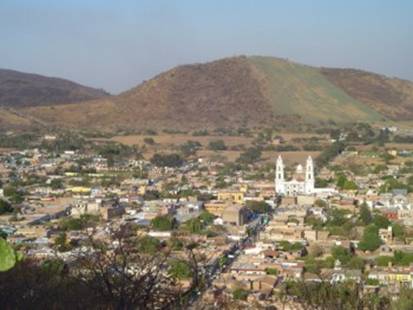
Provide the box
[320,68,413,120]
[0,68,109,107]
[14,56,413,131]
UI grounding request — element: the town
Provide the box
[1,123,413,309]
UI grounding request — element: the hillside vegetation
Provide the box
[4,56,413,131]
[0,69,108,107]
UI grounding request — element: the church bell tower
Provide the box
[275,155,285,195]
[305,156,315,194]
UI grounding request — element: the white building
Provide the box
[275,155,315,196]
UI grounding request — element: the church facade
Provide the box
[275,155,315,196]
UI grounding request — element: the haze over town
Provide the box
[0,1,413,309]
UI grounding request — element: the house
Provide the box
[217,190,244,204]
[368,267,413,288]
[222,204,249,226]
[379,226,393,243]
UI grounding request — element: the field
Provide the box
[95,133,324,165]
[110,134,253,147]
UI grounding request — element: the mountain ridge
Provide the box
[3,56,413,131]
[0,68,109,108]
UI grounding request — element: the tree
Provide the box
[265,268,279,275]
[392,223,406,241]
[180,140,201,157]
[143,137,155,145]
[237,147,262,165]
[208,140,227,151]
[150,153,184,167]
[0,238,16,272]
[359,203,372,225]
[50,178,64,190]
[358,225,382,252]
[0,200,13,215]
[2,186,23,204]
[246,200,271,214]
[151,215,176,231]
[53,232,72,252]
[347,256,365,270]
[372,214,390,229]
[314,199,327,208]
[233,288,249,301]
[331,246,352,265]
[0,229,202,309]
[184,218,204,234]
[138,236,161,254]
[168,259,193,280]
[198,211,215,224]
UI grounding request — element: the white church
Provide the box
[275,155,335,196]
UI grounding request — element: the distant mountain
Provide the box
[0,69,109,107]
[12,56,413,131]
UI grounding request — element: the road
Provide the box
[185,214,269,309]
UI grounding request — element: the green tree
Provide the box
[331,246,352,265]
[143,137,155,145]
[53,232,72,252]
[359,203,372,225]
[138,236,161,254]
[358,225,382,252]
[208,140,227,151]
[372,214,390,229]
[347,256,365,270]
[50,178,64,190]
[237,147,262,164]
[232,288,249,301]
[392,223,406,241]
[180,140,201,157]
[184,218,204,234]
[198,211,215,224]
[168,259,192,279]
[150,153,184,167]
[151,215,175,231]
[0,199,13,215]
[265,268,279,275]
[0,238,16,271]
[246,200,271,214]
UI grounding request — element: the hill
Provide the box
[0,68,109,107]
[12,56,413,131]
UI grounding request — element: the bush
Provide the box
[143,137,155,145]
[208,140,227,151]
[246,201,271,214]
[237,147,262,164]
[0,200,13,215]
[265,268,279,275]
[168,259,192,279]
[138,236,161,254]
[0,238,17,271]
[232,288,249,300]
[180,140,201,157]
[150,153,184,167]
[358,225,382,252]
[331,246,352,265]
[151,215,176,231]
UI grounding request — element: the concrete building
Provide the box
[222,204,249,226]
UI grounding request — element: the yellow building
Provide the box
[204,201,228,216]
[368,267,413,287]
[68,186,91,194]
[217,190,244,204]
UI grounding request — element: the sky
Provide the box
[0,0,412,94]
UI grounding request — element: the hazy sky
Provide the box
[1,0,412,94]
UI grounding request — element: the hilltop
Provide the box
[7,56,413,131]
